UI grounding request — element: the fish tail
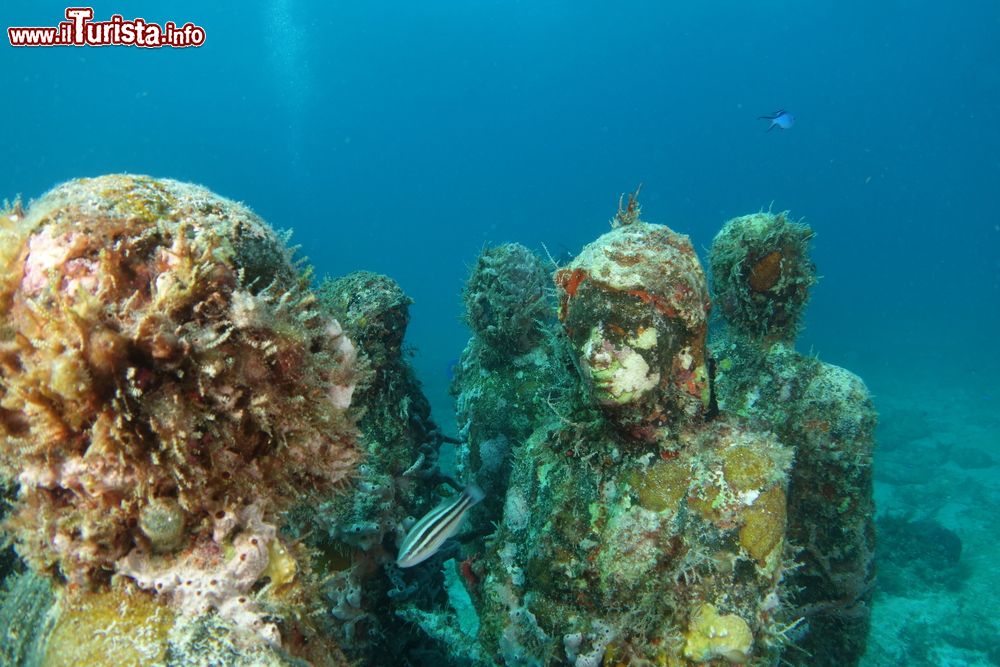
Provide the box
[464,483,486,505]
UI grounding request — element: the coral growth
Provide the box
[118,504,288,646]
[317,271,412,375]
[463,243,554,361]
[302,271,464,663]
[140,497,187,553]
[15,572,341,667]
[748,250,783,292]
[0,570,55,666]
[709,211,815,342]
[44,586,176,665]
[464,203,793,667]
[554,218,712,442]
[709,338,877,666]
[473,411,792,666]
[709,212,876,667]
[682,603,753,663]
[0,175,361,653]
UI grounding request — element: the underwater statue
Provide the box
[709,211,877,666]
[0,176,488,666]
[0,175,366,664]
[452,196,805,665]
[0,177,874,667]
[297,270,469,665]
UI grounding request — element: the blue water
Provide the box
[2,2,999,663]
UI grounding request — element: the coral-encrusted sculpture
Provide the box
[709,211,815,343]
[462,204,796,666]
[446,243,579,661]
[554,215,711,442]
[452,244,567,539]
[709,213,876,666]
[463,243,553,363]
[301,271,466,664]
[0,175,361,654]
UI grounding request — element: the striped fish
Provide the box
[396,484,485,568]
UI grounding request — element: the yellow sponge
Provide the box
[682,603,753,663]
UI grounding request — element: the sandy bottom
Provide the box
[860,361,999,667]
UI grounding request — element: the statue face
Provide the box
[555,222,713,440]
[579,319,662,406]
[565,289,710,442]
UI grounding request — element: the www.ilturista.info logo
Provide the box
[8,7,205,48]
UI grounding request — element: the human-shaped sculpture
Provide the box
[709,211,876,666]
[470,201,797,666]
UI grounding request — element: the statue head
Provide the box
[556,220,711,442]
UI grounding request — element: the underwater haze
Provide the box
[2,1,999,665]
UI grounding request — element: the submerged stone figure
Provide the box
[0,178,463,667]
[304,271,460,664]
[709,211,876,666]
[0,175,363,664]
[455,197,801,665]
[0,177,874,666]
[450,243,572,558]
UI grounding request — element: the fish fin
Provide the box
[766,123,776,132]
[464,483,486,506]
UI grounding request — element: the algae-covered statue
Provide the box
[0,178,874,667]
[0,176,478,666]
[0,175,362,665]
[709,212,876,666]
[452,196,806,665]
[451,197,875,666]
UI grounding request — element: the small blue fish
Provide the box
[396,484,485,568]
[759,109,795,132]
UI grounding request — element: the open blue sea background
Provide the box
[2,1,998,664]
